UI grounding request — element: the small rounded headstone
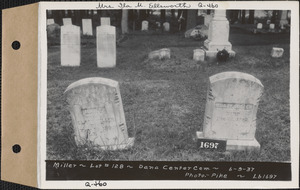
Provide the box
[193,49,205,62]
[159,48,171,59]
[269,23,275,29]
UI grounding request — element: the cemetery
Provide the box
[46,9,290,162]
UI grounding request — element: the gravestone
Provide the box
[141,20,149,31]
[197,72,263,151]
[148,48,171,60]
[257,23,263,29]
[96,25,116,68]
[193,49,205,62]
[204,10,235,58]
[47,19,55,25]
[101,17,111,25]
[63,18,72,25]
[163,22,170,32]
[269,23,275,29]
[204,14,213,27]
[271,47,284,58]
[61,25,80,66]
[64,77,135,150]
[82,19,93,36]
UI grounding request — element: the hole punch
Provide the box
[12,41,21,50]
[12,144,21,153]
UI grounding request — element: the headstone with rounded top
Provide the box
[257,23,263,29]
[271,47,284,58]
[141,20,149,31]
[197,72,264,151]
[193,49,205,62]
[64,77,135,150]
[163,22,170,32]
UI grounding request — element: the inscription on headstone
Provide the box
[197,72,264,151]
[63,18,72,25]
[61,25,80,66]
[96,25,116,68]
[82,19,93,36]
[64,77,134,150]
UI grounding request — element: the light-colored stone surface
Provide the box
[96,25,116,68]
[271,47,284,58]
[62,18,72,25]
[197,72,264,151]
[101,17,111,25]
[148,48,171,60]
[148,50,160,59]
[61,25,80,66]
[163,22,170,32]
[269,23,275,29]
[47,19,55,25]
[257,23,263,29]
[204,10,235,58]
[193,49,205,61]
[204,14,213,27]
[82,19,93,36]
[64,77,134,150]
[141,20,149,31]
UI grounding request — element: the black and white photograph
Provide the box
[42,1,298,188]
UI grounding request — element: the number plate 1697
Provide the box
[197,139,227,152]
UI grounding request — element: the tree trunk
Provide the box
[248,10,255,24]
[161,10,166,22]
[121,9,129,34]
[241,10,246,24]
[186,10,198,30]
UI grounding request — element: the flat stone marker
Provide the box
[82,19,93,36]
[148,48,171,60]
[64,77,134,150]
[101,17,111,25]
[257,23,263,29]
[163,22,170,32]
[63,18,72,25]
[47,19,55,25]
[61,25,80,66]
[141,20,149,31]
[96,25,116,68]
[193,49,205,62]
[271,47,284,58]
[197,72,264,151]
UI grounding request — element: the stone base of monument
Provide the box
[204,49,236,59]
[196,132,260,151]
[96,137,135,151]
[203,41,235,59]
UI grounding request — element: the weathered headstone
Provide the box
[163,22,170,32]
[62,18,72,25]
[101,17,111,25]
[197,72,263,151]
[141,20,149,31]
[61,25,80,66]
[204,10,235,58]
[82,19,93,36]
[257,23,263,29]
[271,47,284,58]
[96,25,116,68]
[193,49,205,62]
[148,48,171,60]
[47,19,55,25]
[269,23,275,29]
[64,77,135,150]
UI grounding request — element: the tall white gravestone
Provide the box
[101,17,111,25]
[82,19,93,36]
[96,25,116,68]
[63,18,72,25]
[197,72,263,151]
[61,25,80,66]
[64,77,135,150]
[204,10,235,58]
[141,20,149,31]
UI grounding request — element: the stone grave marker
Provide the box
[64,77,135,150]
[163,22,170,32]
[96,25,116,68]
[204,14,213,27]
[47,19,55,25]
[266,19,271,24]
[193,49,205,62]
[269,23,275,29]
[257,23,263,29]
[271,47,284,58]
[197,72,264,151]
[82,19,93,36]
[148,48,171,60]
[141,20,149,31]
[101,17,111,25]
[61,25,80,66]
[63,18,72,25]
[204,10,235,58]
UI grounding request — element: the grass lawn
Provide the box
[47,28,290,162]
